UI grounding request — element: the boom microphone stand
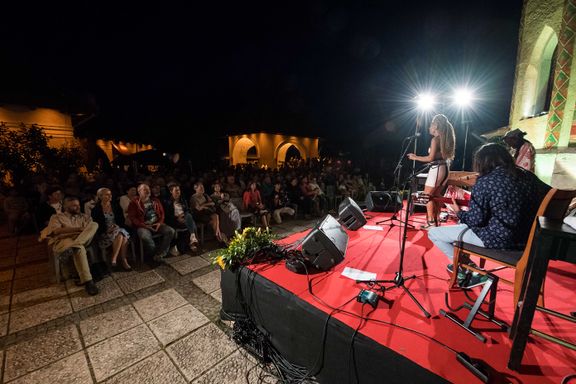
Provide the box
[376,133,419,228]
[364,165,432,318]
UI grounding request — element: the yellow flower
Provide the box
[216,256,226,269]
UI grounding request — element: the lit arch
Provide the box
[275,141,306,166]
[522,25,558,117]
[232,137,259,164]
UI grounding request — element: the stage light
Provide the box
[452,88,474,108]
[415,93,435,111]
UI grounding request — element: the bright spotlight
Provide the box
[453,88,474,108]
[415,93,435,111]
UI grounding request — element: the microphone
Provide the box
[404,133,421,140]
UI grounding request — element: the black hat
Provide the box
[503,128,526,139]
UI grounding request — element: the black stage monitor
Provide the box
[301,214,349,271]
[338,197,367,231]
[365,191,402,213]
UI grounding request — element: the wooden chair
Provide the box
[449,188,576,307]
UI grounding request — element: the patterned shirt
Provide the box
[457,166,550,249]
[515,141,536,172]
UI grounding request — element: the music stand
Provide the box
[360,168,432,318]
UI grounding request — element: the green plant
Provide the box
[213,227,277,270]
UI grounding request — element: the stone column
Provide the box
[545,0,576,148]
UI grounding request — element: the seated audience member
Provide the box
[35,185,63,229]
[39,196,100,295]
[83,188,98,217]
[286,177,306,217]
[190,182,226,243]
[163,182,200,253]
[91,188,132,271]
[427,143,550,288]
[272,182,295,224]
[243,181,271,229]
[259,175,275,208]
[3,187,31,234]
[223,175,243,199]
[503,128,536,172]
[119,183,138,226]
[210,181,241,239]
[127,183,175,263]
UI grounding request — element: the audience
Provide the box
[163,182,200,253]
[210,181,241,239]
[243,181,271,229]
[91,187,132,271]
[190,182,227,244]
[39,196,100,295]
[127,183,175,263]
[35,185,63,228]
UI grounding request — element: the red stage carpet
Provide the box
[256,211,576,384]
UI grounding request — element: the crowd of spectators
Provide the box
[0,157,374,294]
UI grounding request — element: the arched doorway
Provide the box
[232,137,259,164]
[276,142,304,167]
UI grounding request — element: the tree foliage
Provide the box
[0,123,86,185]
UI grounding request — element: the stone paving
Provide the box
[0,219,317,383]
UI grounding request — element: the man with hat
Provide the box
[503,128,536,172]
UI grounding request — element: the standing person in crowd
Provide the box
[427,143,550,288]
[503,128,536,172]
[40,196,100,295]
[272,181,295,224]
[408,113,456,229]
[210,181,241,239]
[127,183,175,263]
[91,188,132,271]
[243,181,271,229]
[119,183,138,227]
[163,182,200,253]
[190,181,227,243]
[35,185,64,229]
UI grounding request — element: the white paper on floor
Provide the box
[341,267,377,281]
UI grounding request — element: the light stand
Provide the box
[462,120,470,170]
[360,168,431,318]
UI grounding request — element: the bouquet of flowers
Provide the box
[213,227,277,271]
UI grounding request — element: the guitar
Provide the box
[413,192,470,207]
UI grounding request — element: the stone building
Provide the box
[228,133,319,168]
[509,0,576,188]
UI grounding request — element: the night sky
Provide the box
[1,1,523,164]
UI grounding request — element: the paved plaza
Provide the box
[0,220,316,383]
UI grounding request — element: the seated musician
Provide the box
[427,143,550,288]
[408,114,456,229]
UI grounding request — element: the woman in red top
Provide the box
[242,181,271,229]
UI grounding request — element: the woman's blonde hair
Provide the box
[432,114,455,160]
[96,187,111,202]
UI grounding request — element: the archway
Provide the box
[276,142,305,167]
[523,25,558,117]
[232,137,258,164]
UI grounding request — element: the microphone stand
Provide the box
[360,165,432,318]
[375,133,418,228]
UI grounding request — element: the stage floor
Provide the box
[249,211,576,383]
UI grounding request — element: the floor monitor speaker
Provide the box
[338,197,367,231]
[365,191,402,212]
[301,214,349,271]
